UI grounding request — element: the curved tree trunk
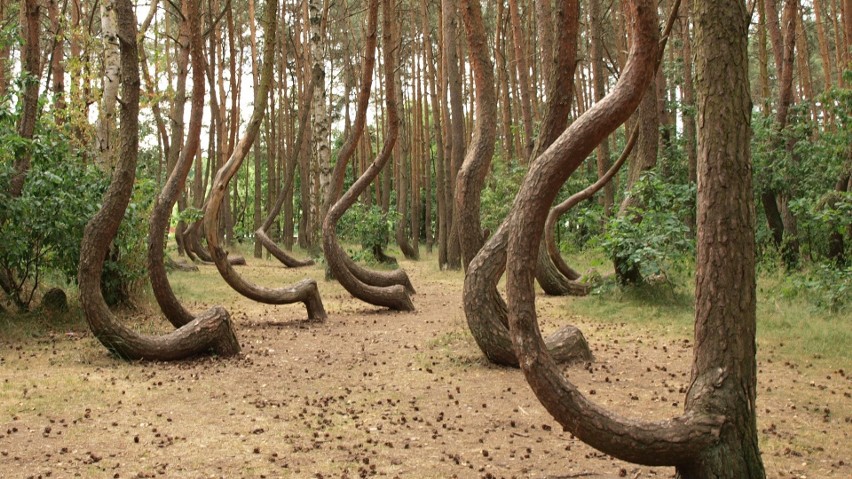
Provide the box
[256,78,316,269]
[78,0,239,360]
[504,0,764,475]
[545,122,638,284]
[203,0,326,321]
[148,0,207,328]
[461,0,592,366]
[530,0,581,295]
[322,0,414,312]
[455,0,497,270]
[464,222,593,367]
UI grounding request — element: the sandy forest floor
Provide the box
[1,251,850,478]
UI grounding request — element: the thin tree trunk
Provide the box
[203,0,326,320]
[443,0,464,270]
[322,0,414,311]
[589,0,613,215]
[455,0,497,270]
[508,0,535,161]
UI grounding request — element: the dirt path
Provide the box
[1,253,850,478]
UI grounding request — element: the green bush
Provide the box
[0,94,152,310]
[601,172,695,282]
[337,203,399,263]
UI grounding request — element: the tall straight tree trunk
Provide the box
[97,0,120,169]
[508,0,534,161]
[589,0,613,215]
[813,0,833,97]
[248,0,262,258]
[310,0,331,249]
[8,0,40,197]
[679,1,765,474]
[0,0,8,97]
[681,2,696,187]
[495,0,514,164]
[443,0,465,270]
[46,0,65,115]
[757,0,772,114]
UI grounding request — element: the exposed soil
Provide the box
[1,253,850,478]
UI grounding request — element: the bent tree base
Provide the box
[79,0,239,361]
[464,222,592,367]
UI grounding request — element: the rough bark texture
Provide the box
[589,0,613,215]
[531,0,582,296]
[677,1,765,476]
[310,0,331,247]
[455,0,497,270]
[321,0,414,312]
[148,0,206,328]
[203,0,327,321]
[443,0,464,270]
[508,0,534,160]
[504,0,727,466]
[8,0,41,197]
[463,222,593,367]
[78,0,240,360]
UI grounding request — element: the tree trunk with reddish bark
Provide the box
[203,0,326,321]
[78,0,240,360]
[503,1,764,475]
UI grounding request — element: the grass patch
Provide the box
[563,250,850,367]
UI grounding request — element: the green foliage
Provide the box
[337,203,399,263]
[781,263,851,314]
[752,78,851,264]
[0,92,153,311]
[480,159,525,234]
[601,172,695,282]
[101,178,156,307]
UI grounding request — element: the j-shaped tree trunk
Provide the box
[545,122,638,284]
[541,0,680,292]
[78,0,239,360]
[505,0,765,476]
[203,0,326,321]
[322,0,414,312]
[529,0,582,296]
[461,0,592,367]
[256,78,315,269]
[148,0,208,328]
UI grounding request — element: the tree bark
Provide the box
[678,1,765,474]
[321,0,414,311]
[203,0,327,321]
[8,0,41,197]
[148,0,207,329]
[455,0,497,270]
[589,0,614,215]
[443,0,465,270]
[96,0,120,170]
[78,0,240,361]
[310,0,331,248]
[508,0,535,161]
